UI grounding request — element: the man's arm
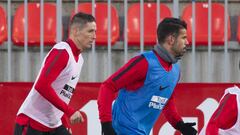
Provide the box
[97,55,147,122]
[97,55,148,134]
[162,92,182,128]
[163,92,197,135]
[35,49,75,117]
[206,94,238,135]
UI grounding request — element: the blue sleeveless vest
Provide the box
[112,51,180,135]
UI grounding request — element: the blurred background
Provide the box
[0,0,240,135]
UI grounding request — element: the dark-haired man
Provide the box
[98,17,197,135]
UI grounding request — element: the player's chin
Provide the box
[86,44,92,48]
[178,52,185,58]
[181,49,187,55]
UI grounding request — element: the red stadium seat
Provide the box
[237,16,240,43]
[71,3,120,45]
[127,3,172,46]
[182,3,231,46]
[12,3,61,46]
[0,6,7,45]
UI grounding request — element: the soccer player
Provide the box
[14,12,96,135]
[98,17,197,135]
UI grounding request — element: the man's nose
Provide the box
[93,32,96,39]
[185,39,189,45]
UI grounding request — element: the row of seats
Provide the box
[0,2,239,46]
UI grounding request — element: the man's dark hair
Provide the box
[157,17,187,44]
[70,12,96,29]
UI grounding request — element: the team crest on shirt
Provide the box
[148,95,168,110]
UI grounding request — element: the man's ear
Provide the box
[71,25,80,36]
[166,35,175,45]
[76,29,83,38]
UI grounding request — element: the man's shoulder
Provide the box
[53,41,69,49]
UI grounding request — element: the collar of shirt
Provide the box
[66,38,81,56]
[153,50,172,71]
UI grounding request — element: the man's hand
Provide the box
[70,111,84,124]
[101,122,116,135]
[176,121,197,135]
